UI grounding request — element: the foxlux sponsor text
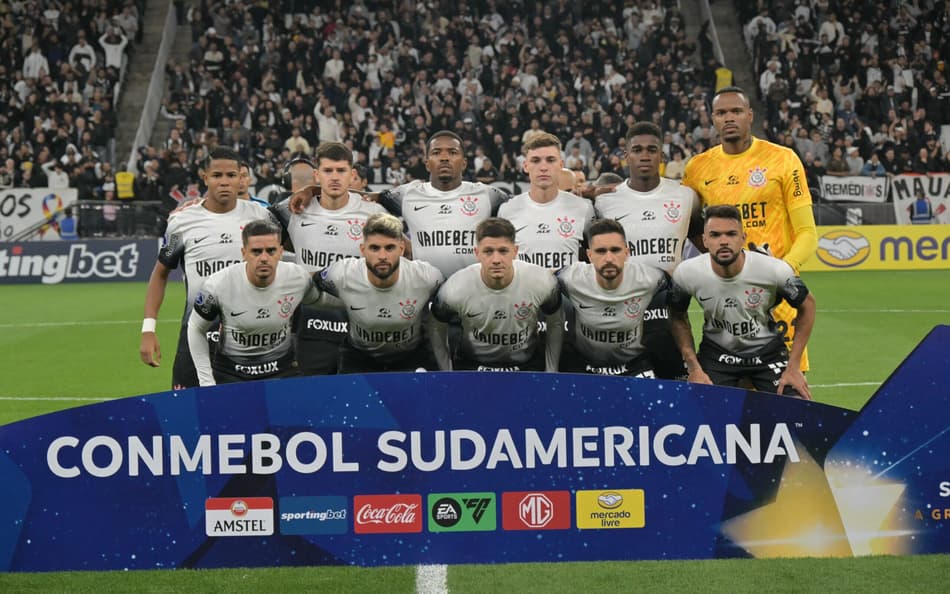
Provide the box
[45,423,798,478]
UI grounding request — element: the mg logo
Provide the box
[519,493,554,528]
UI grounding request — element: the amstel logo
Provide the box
[815,229,871,268]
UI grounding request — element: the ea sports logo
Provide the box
[815,229,870,268]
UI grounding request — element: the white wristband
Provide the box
[141,318,157,333]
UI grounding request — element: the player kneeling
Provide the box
[669,205,815,399]
[557,219,669,377]
[313,213,444,373]
[187,219,323,385]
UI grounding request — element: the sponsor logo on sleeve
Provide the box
[575,489,645,529]
[205,497,274,536]
[427,492,497,532]
[502,491,571,530]
[353,494,422,534]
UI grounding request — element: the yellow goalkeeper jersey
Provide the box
[683,137,812,261]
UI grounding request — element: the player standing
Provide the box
[139,147,267,389]
[187,219,322,385]
[498,133,595,270]
[377,131,510,278]
[593,122,702,379]
[668,205,815,398]
[271,143,388,375]
[682,86,817,370]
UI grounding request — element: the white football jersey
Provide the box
[316,257,444,357]
[594,178,700,273]
[160,200,269,315]
[498,191,595,270]
[669,251,810,355]
[432,260,560,364]
[379,180,510,277]
[557,261,668,365]
[192,261,320,361]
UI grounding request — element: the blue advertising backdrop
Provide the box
[0,326,947,572]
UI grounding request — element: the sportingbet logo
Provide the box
[0,243,139,284]
[575,489,645,529]
[427,492,497,532]
[279,496,348,535]
[205,497,274,536]
[353,494,422,534]
[502,491,571,530]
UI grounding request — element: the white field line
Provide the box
[0,319,178,329]
[0,396,113,402]
[416,564,448,594]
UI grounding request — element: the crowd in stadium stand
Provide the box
[3,0,949,226]
[147,0,713,198]
[0,0,143,200]
[740,0,950,180]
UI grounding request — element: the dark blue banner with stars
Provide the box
[0,326,947,571]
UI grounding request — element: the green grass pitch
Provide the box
[0,270,947,589]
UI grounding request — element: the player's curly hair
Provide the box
[363,213,403,240]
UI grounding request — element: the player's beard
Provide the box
[712,248,740,267]
[368,259,400,281]
[596,263,620,282]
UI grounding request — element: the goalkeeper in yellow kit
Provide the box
[683,86,817,370]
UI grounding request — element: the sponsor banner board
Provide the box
[0,326,947,570]
[0,188,77,241]
[0,239,158,284]
[802,225,950,271]
[819,175,888,203]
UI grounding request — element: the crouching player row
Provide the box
[188,209,814,401]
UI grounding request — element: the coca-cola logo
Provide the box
[353,494,423,534]
[356,503,419,525]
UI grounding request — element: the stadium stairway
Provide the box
[679,0,766,136]
[148,16,193,153]
[114,1,178,169]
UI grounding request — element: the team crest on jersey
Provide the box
[399,299,418,320]
[556,216,576,238]
[513,301,535,321]
[744,287,765,309]
[345,219,364,241]
[277,295,295,318]
[748,167,768,188]
[663,201,682,223]
[459,196,480,216]
[623,297,643,319]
